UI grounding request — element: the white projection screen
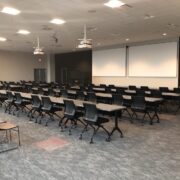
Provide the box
[93,48,126,76]
[129,42,177,77]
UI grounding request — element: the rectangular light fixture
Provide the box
[0,37,7,41]
[104,0,125,8]
[1,7,20,15]
[17,30,30,35]
[50,18,66,25]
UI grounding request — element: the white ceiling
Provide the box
[0,0,180,54]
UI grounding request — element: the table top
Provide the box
[162,92,180,97]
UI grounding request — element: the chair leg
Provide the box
[79,124,88,140]
[90,125,99,144]
[61,118,69,132]
[69,120,75,135]
[100,125,111,142]
[58,116,65,126]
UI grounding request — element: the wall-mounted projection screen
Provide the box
[93,48,126,76]
[129,42,177,77]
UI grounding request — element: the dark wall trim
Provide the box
[178,37,180,87]
[55,50,92,85]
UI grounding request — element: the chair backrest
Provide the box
[64,100,76,116]
[100,84,106,88]
[150,89,162,98]
[131,96,146,109]
[116,88,125,95]
[174,88,180,93]
[76,91,85,100]
[83,103,98,122]
[87,92,97,102]
[136,89,145,96]
[6,91,14,101]
[61,89,68,98]
[87,86,93,92]
[108,84,115,88]
[105,87,111,93]
[140,86,149,91]
[159,87,169,92]
[48,88,55,96]
[41,96,52,110]
[129,85,137,90]
[14,93,22,103]
[31,95,41,108]
[112,94,124,105]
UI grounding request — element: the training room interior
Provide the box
[0,0,180,180]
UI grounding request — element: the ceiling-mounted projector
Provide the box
[77,25,92,49]
[33,37,44,55]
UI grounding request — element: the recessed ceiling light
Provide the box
[144,14,155,20]
[0,37,7,41]
[104,0,125,8]
[1,7,20,15]
[163,33,167,36]
[126,38,130,41]
[17,30,31,35]
[50,18,66,25]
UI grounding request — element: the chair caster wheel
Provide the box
[120,134,123,138]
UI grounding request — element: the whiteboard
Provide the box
[129,42,177,77]
[93,48,126,76]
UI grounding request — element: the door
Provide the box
[34,69,46,82]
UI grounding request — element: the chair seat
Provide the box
[0,122,17,130]
[84,116,109,125]
[5,99,13,103]
[41,107,51,111]
[131,106,146,111]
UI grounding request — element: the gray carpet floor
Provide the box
[0,107,180,180]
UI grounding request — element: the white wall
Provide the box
[0,50,47,82]
[92,42,179,88]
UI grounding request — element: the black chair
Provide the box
[174,88,180,93]
[100,84,106,88]
[5,91,16,114]
[129,85,137,90]
[140,86,149,91]
[136,89,145,96]
[116,88,125,95]
[79,103,110,144]
[105,87,111,93]
[87,86,93,92]
[131,96,151,124]
[60,89,68,98]
[0,92,7,107]
[108,84,115,88]
[150,89,162,98]
[58,100,84,135]
[76,91,85,101]
[39,96,61,126]
[87,92,97,102]
[112,94,132,121]
[48,88,55,96]
[159,87,169,92]
[13,93,31,116]
[29,95,42,122]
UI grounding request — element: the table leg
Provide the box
[109,110,123,139]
